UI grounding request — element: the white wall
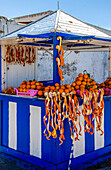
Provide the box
[0,16,23,37]
[1,45,109,89]
[62,51,109,84]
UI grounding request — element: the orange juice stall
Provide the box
[0,10,111,170]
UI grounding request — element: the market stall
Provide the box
[0,10,111,169]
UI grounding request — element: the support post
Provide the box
[0,45,1,92]
[53,36,60,85]
[109,47,111,77]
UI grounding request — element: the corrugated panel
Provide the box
[30,105,41,158]
[94,109,104,150]
[73,111,85,158]
[57,11,111,38]
[3,12,57,38]
[8,101,17,150]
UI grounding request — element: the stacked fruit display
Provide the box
[2,86,15,95]
[71,73,98,92]
[2,71,100,97]
[16,80,45,96]
[99,77,111,95]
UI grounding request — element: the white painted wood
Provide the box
[73,106,85,158]
[94,109,104,150]
[55,9,60,30]
[1,45,7,90]
[8,102,17,150]
[30,105,41,158]
[3,12,57,39]
[57,11,110,38]
[34,47,38,80]
[109,47,111,77]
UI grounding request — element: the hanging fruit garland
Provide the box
[43,35,104,146]
[5,45,36,69]
[43,88,104,145]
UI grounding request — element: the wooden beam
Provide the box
[109,47,111,77]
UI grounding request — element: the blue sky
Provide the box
[0,0,111,30]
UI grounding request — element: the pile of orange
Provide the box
[17,80,45,96]
[44,83,76,94]
[2,86,15,95]
[99,78,111,89]
[72,73,98,91]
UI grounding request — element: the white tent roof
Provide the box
[2,10,111,39]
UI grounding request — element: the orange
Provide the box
[59,88,64,94]
[86,82,90,86]
[72,90,76,95]
[27,81,31,85]
[108,81,111,85]
[36,85,42,90]
[19,88,23,92]
[75,85,80,90]
[72,82,76,87]
[27,85,31,89]
[50,86,56,90]
[56,86,60,90]
[55,83,60,87]
[91,80,96,85]
[81,81,86,85]
[23,88,27,92]
[89,88,93,92]
[36,82,40,86]
[40,83,44,86]
[76,81,81,86]
[78,73,83,77]
[50,90,54,92]
[66,85,71,89]
[60,85,65,89]
[78,76,83,81]
[80,84,85,89]
[22,80,27,84]
[84,78,87,82]
[31,85,36,89]
[38,90,43,96]
[71,87,75,90]
[93,85,97,89]
[22,84,27,89]
[31,81,36,85]
[84,74,89,79]
[75,77,79,81]
[65,89,69,93]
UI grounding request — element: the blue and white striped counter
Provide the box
[0,94,110,170]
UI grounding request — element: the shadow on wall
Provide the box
[37,50,109,84]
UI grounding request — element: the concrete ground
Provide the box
[0,151,43,170]
[0,151,111,170]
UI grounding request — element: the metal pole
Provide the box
[53,36,60,85]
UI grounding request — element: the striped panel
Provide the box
[30,105,41,158]
[94,109,104,150]
[73,110,85,158]
[8,101,17,150]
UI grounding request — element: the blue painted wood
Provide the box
[1,94,111,169]
[85,114,94,153]
[0,45,1,93]
[41,101,58,163]
[1,99,8,147]
[0,145,56,170]
[17,99,30,154]
[0,100,2,145]
[104,97,111,146]
[53,36,60,85]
